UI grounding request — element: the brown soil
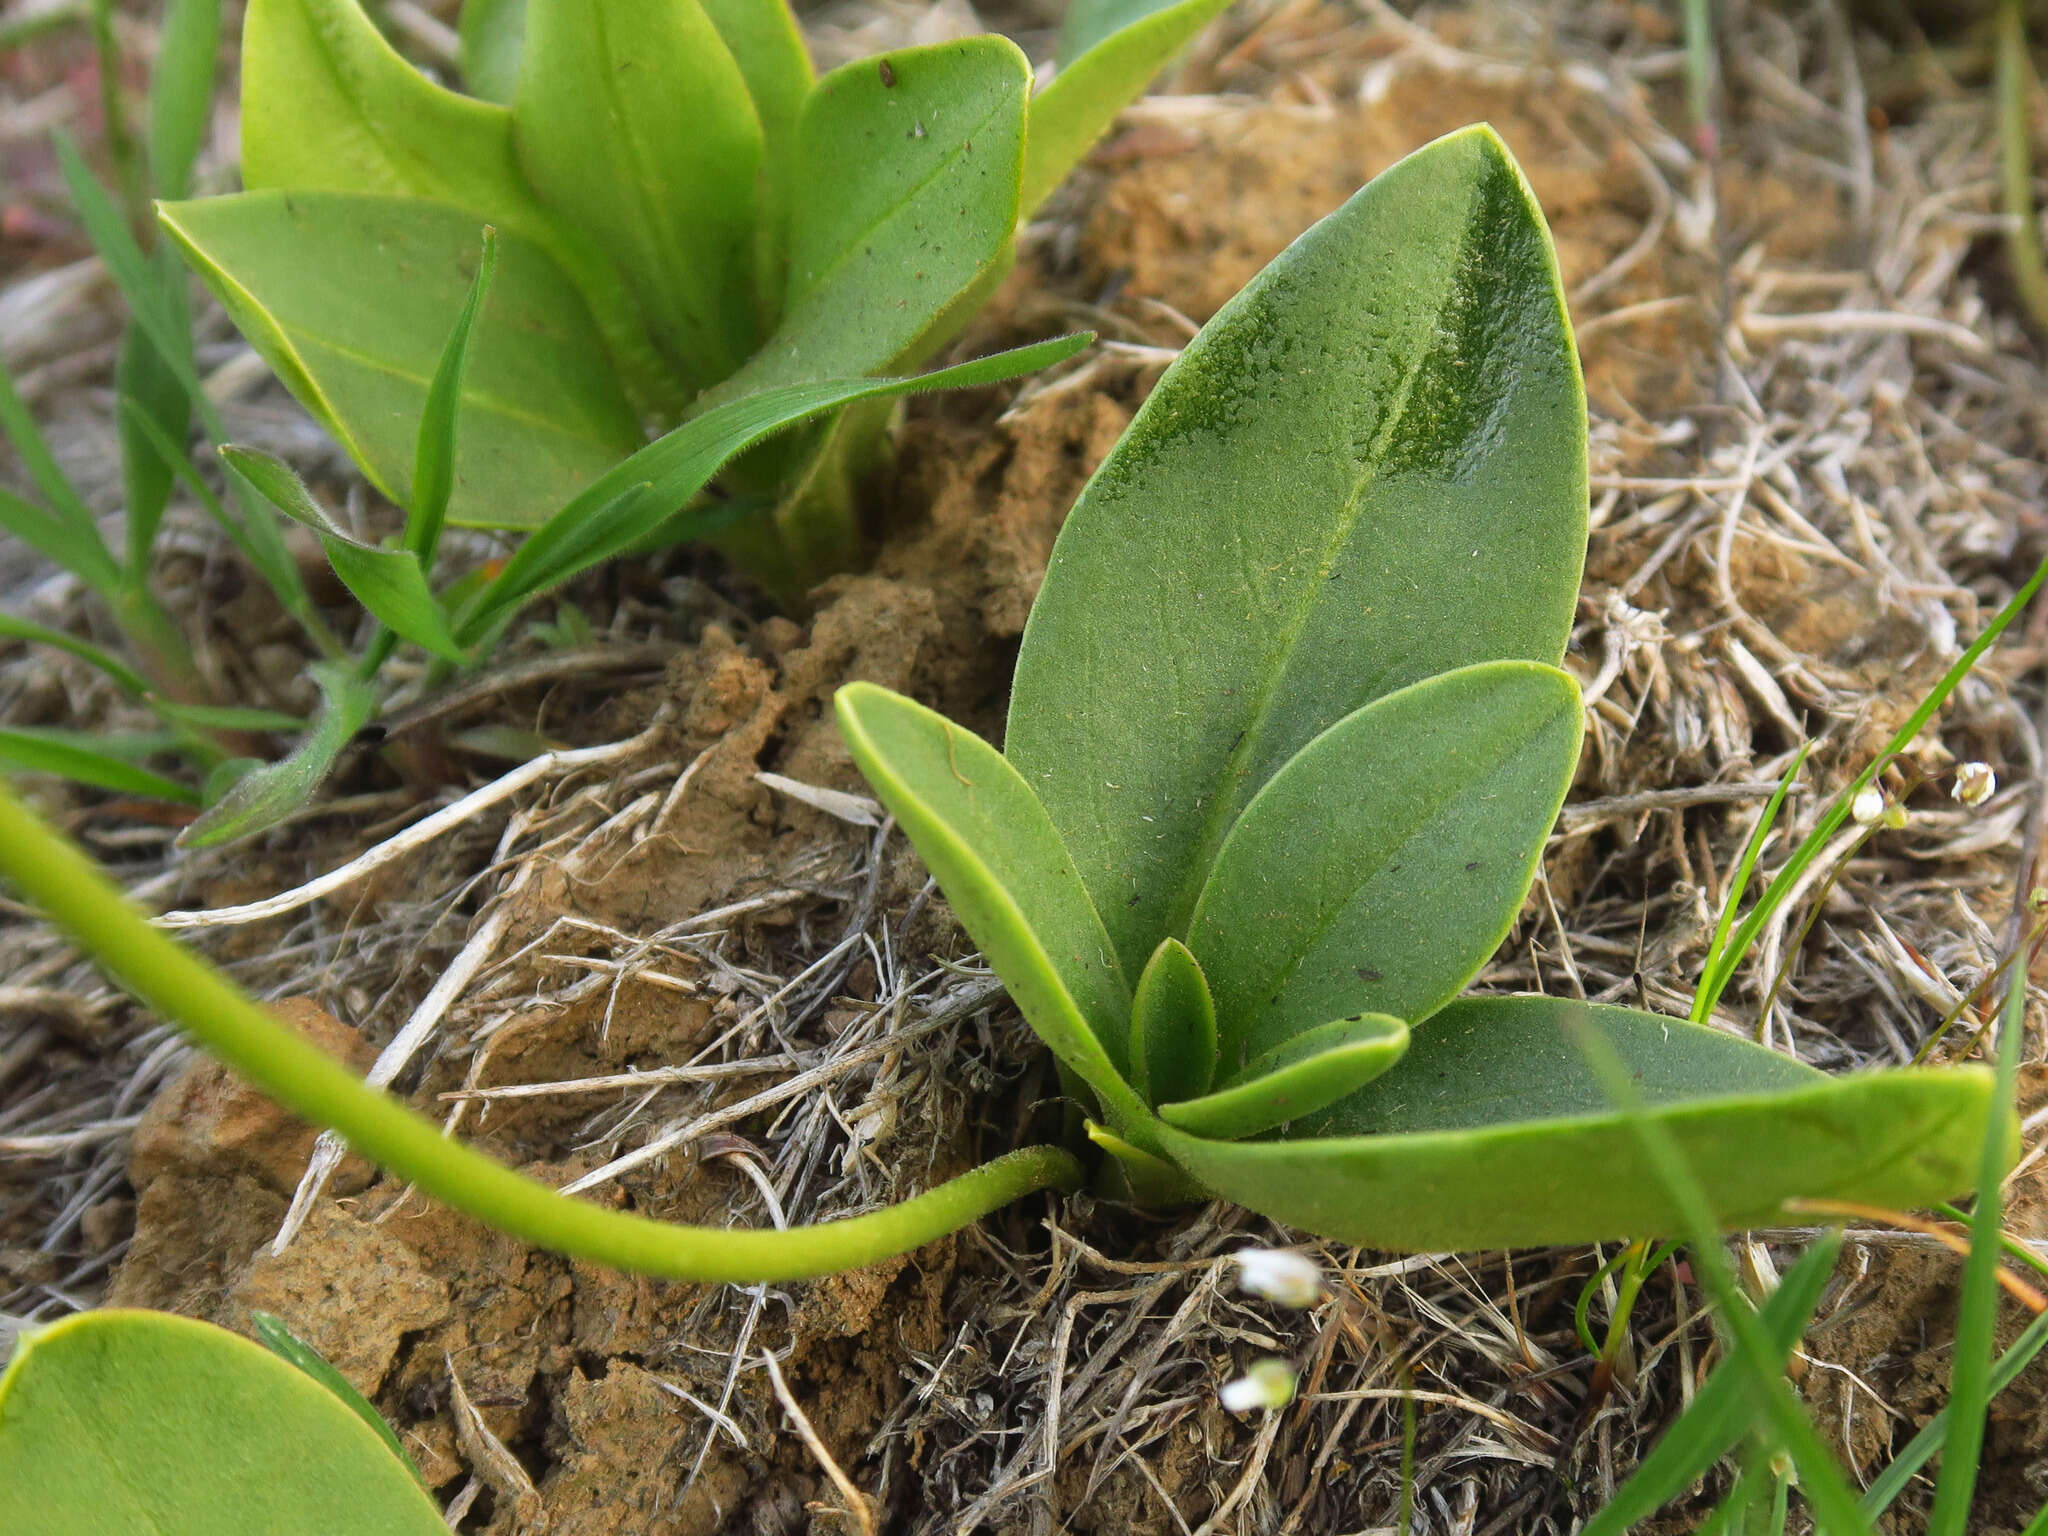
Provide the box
[9,2,2048,1533]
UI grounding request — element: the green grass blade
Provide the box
[1571,1020,1878,1536]
[0,482,120,593]
[146,0,222,201]
[1697,557,2048,1017]
[115,258,194,573]
[1693,744,1806,1022]
[0,350,111,579]
[1926,956,2029,1535]
[249,1312,428,1491]
[0,611,151,695]
[175,662,379,847]
[149,701,305,733]
[0,727,199,804]
[1578,1230,1843,1536]
[407,226,498,574]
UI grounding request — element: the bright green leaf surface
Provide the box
[515,0,762,389]
[1023,0,1232,214]
[1156,997,2000,1249]
[163,193,643,529]
[1188,661,1582,1065]
[177,662,379,847]
[0,1310,445,1535]
[234,0,669,411]
[458,0,527,102]
[1007,126,1586,982]
[1130,936,1217,1105]
[715,37,1029,400]
[836,682,1147,1131]
[1158,1013,1407,1140]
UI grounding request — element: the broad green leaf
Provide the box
[0,1310,445,1535]
[222,446,465,661]
[1187,662,1582,1065]
[458,0,527,102]
[1130,936,1217,1105]
[514,0,763,389]
[251,1312,429,1492]
[0,729,198,805]
[1007,126,1587,982]
[1154,998,2001,1249]
[710,37,1030,401]
[0,611,149,695]
[147,0,222,199]
[1580,1232,1843,1536]
[834,681,1151,1134]
[1157,1013,1406,1141]
[698,0,813,312]
[458,332,1091,637]
[235,0,669,410]
[177,662,380,847]
[1023,0,1232,215]
[162,193,643,530]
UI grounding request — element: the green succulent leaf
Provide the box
[713,36,1030,400]
[161,193,643,530]
[834,681,1151,1135]
[1129,936,1218,1106]
[514,0,763,389]
[0,1310,445,1535]
[1187,661,1582,1067]
[177,662,380,848]
[1155,997,2002,1249]
[221,446,465,663]
[1023,0,1233,215]
[698,0,814,310]
[1007,125,1587,982]
[458,0,527,102]
[234,0,669,410]
[1157,1012,1407,1141]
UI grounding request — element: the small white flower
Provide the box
[1219,1357,1296,1413]
[1851,785,1886,826]
[1231,1247,1325,1308]
[1952,762,1996,808]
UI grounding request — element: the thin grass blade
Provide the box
[146,0,222,201]
[0,611,151,695]
[407,227,499,573]
[0,728,198,804]
[250,1312,428,1490]
[1692,744,1806,1022]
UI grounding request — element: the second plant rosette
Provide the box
[834,126,2002,1248]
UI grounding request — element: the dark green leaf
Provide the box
[0,1310,446,1534]
[1187,661,1581,1065]
[114,273,193,573]
[1006,126,1587,983]
[709,36,1030,400]
[1158,1013,1407,1141]
[163,193,644,530]
[1155,997,1999,1249]
[835,681,1150,1134]
[177,662,380,847]
[0,611,150,696]
[407,225,498,569]
[251,1312,429,1492]
[514,0,763,389]
[146,0,222,199]
[1129,936,1217,1106]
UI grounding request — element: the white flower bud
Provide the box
[1952,762,1996,808]
[1219,1357,1296,1413]
[1851,785,1885,825]
[1231,1247,1325,1308]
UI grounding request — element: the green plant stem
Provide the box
[1998,0,2048,338]
[0,777,1084,1283]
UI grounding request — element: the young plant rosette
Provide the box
[156,0,1232,605]
[834,125,2003,1248]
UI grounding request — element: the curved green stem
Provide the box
[0,779,1083,1283]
